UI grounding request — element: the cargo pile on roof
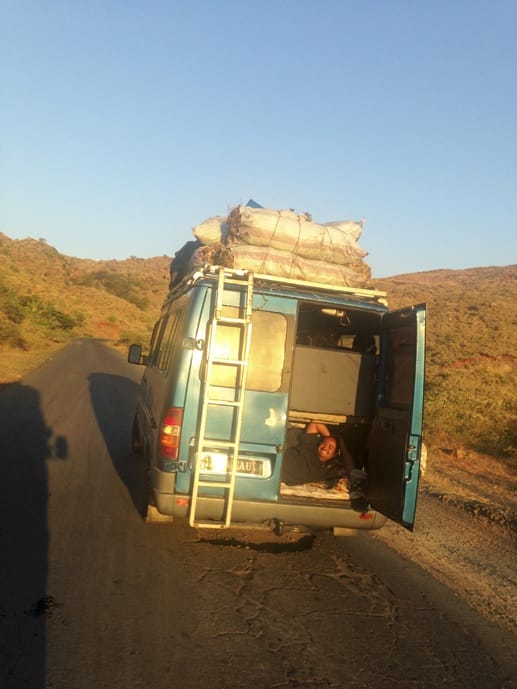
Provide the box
[169,204,371,289]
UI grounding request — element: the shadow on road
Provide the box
[0,381,66,689]
[88,372,147,518]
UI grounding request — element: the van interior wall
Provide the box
[288,346,377,470]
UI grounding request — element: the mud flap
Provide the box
[145,504,174,524]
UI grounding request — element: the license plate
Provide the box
[236,458,264,476]
[199,452,269,477]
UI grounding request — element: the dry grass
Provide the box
[376,266,517,459]
[0,343,65,383]
[0,232,171,375]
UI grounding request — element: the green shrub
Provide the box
[76,270,149,310]
[119,329,148,345]
[4,301,25,324]
[17,295,80,331]
[0,313,26,348]
[0,283,26,324]
[72,310,86,326]
[425,370,517,457]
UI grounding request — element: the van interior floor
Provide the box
[280,480,350,500]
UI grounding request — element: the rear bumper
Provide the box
[152,467,387,531]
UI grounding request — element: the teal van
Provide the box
[128,265,426,533]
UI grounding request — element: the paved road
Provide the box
[1,339,515,689]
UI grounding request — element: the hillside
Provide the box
[0,232,515,464]
[375,266,516,459]
[0,232,170,353]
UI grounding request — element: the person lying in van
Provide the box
[281,421,352,484]
[281,422,368,509]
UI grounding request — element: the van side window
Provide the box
[159,310,184,372]
[148,319,165,368]
[152,315,172,371]
[210,309,287,392]
[148,311,183,371]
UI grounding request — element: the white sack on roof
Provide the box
[170,204,372,290]
[227,206,366,265]
[192,216,228,245]
[324,220,365,239]
[230,244,371,287]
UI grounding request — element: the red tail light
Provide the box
[160,407,183,459]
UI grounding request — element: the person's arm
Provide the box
[306,421,330,437]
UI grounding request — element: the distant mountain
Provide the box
[0,232,515,458]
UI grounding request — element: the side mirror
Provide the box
[128,343,144,365]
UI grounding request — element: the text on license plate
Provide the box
[199,453,270,477]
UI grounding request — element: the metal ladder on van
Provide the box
[189,268,254,528]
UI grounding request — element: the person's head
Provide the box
[318,436,338,463]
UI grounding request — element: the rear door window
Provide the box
[210,309,287,392]
[382,324,418,408]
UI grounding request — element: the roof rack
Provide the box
[163,264,387,307]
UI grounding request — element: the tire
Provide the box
[131,416,143,455]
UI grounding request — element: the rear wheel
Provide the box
[143,450,174,524]
[131,416,143,454]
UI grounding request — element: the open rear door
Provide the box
[368,304,426,530]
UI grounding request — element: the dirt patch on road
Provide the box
[371,448,517,636]
[422,449,517,537]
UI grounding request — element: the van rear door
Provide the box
[368,304,426,530]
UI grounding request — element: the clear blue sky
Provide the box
[1,1,516,277]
